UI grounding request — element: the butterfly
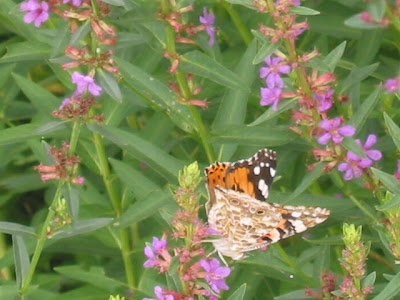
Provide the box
[205,148,330,260]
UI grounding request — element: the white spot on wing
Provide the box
[291,220,307,232]
[258,179,269,198]
[253,166,261,175]
[270,168,276,177]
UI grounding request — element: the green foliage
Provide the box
[1,0,400,299]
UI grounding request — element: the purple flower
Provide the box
[317,117,356,145]
[20,0,49,27]
[395,160,400,181]
[199,8,216,46]
[59,98,71,110]
[383,77,400,94]
[63,0,82,6]
[260,87,282,110]
[276,0,301,5]
[200,258,231,293]
[337,135,382,180]
[143,237,168,268]
[355,134,383,162]
[260,56,291,88]
[143,286,174,300]
[71,72,102,96]
[314,89,334,112]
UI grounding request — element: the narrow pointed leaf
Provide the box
[50,218,113,240]
[227,284,247,300]
[13,235,31,288]
[180,51,248,91]
[384,112,400,151]
[97,69,122,102]
[371,271,400,300]
[371,168,400,194]
[348,88,381,129]
[0,222,36,237]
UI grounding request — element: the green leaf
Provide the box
[97,69,122,102]
[70,20,91,45]
[88,124,184,183]
[51,24,71,58]
[286,163,326,202]
[341,137,366,158]
[35,121,69,134]
[13,235,31,288]
[345,14,384,29]
[348,88,381,130]
[339,64,379,94]
[371,271,400,300]
[291,6,320,16]
[384,112,400,151]
[180,51,248,91]
[0,41,50,63]
[371,168,400,194]
[50,218,113,240]
[0,286,18,300]
[115,56,194,132]
[0,124,41,145]
[355,30,383,66]
[210,125,296,146]
[54,265,124,292]
[62,184,80,219]
[249,100,297,126]
[376,194,400,211]
[13,73,59,115]
[363,271,376,288]
[224,0,255,9]
[227,284,247,300]
[0,222,36,237]
[323,41,346,72]
[111,159,175,227]
[213,40,256,130]
[253,42,279,65]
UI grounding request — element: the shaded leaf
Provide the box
[371,271,400,300]
[227,284,247,300]
[384,112,400,151]
[180,51,248,91]
[97,69,122,102]
[13,235,30,288]
[51,218,113,240]
[0,222,36,237]
[371,168,400,194]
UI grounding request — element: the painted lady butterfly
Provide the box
[205,149,330,260]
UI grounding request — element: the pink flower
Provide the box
[317,117,356,145]
[200,258,231,293]
[383,77,400,93]
[199,8,216,46]
[71,72,102,96]
[260,87,282,110]
[63,0,82,6]
[20,0,49,27]
[314,89,334,112]
[260,56,291,88]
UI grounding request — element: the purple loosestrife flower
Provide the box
[143,237,169,268]
[199,8,216,46]
[383,77,400,93]
[317,117,356,145]
[20,0,49,27]
[71,72,102,96]
[395,160,400,181]
[314,89,334,112]
[143,286,174,300]
[338,134,382,180]
[260,87,282,110]
[63,0,82,6]
[200,258,231,293]
[260,56,291,88]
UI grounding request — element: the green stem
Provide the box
[19,184,63,296]
[92,131,135,290]
[221,1,252,45]
[20,120,84,297]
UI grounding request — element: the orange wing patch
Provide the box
[226,167,256,198]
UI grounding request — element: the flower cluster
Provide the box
[35,142,84,184]
[143,163,231,299]
[52,72,104,122]
[339,224,373,299]
[259,56,291,110]
[160,4,215,109]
